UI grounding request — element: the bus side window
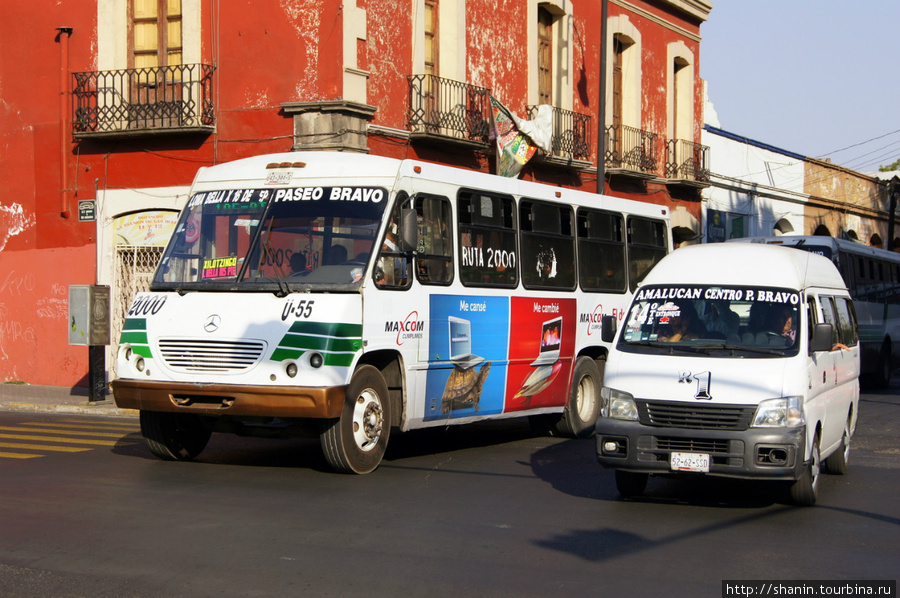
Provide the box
[457,190,518,288]
[627,216,668,292]
[520,199,576,290]
[374,194,412,289]
[414,194,453,285]
[577,208,626,293]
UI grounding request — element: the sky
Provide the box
[699,1,900,174]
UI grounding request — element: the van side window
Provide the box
[374,193,412,290]
[577,208,626,293]
[520,199,576,290]
[414,194,453,285]
[627,217,668,292]
[819,297,841,348]
[458,190,518,288]
[834,297,859,347]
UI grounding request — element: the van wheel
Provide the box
[320,365,391,474]
[824,416,852,475]
[140,411,211,461]
[615,470,648,498]
[553,357,603,438]
[789,433,820,506]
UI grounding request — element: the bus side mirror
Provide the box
[601,315,618,343]
[399,208,418,253]
[810,323,834,353]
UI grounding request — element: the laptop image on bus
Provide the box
[448,316,484,370]
[530,316,562,366]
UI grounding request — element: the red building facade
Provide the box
[0,0,711,387]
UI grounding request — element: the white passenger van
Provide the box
[596,243,860,505]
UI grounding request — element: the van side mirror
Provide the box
[399,208,418,253]
[810,323,834,353]
[601,315,618,343]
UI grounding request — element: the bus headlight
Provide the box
[601,387,638,420]
[309,352,324,369]
[285,362,298,378]
[752,397,805,428]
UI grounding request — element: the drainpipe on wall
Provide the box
[57,26,73,218]
[596,0,608,194]
[889,176,899,252]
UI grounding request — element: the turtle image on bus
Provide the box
[112,152,670,473]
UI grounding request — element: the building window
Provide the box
[424,0,438,78]
[537,7,553,105]
[132,0,183,69]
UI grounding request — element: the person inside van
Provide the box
[659,301,706,342]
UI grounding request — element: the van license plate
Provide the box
[670,452,710,472]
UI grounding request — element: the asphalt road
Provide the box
[0,387,897,598]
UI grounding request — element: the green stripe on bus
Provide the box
[278,334,362,352]
[287,321,363,337]
[122,318,147,331]
[120,331,149,345]
[324,353,356,367]
[271,347,305,362]
[132,345,153,358]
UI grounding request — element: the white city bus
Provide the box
[112,152,670,473]
[730,235,900,387]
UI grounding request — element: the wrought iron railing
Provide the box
[526,105,591,162]
[605,124,660,175]
[665,138,710,182]
[407,74,492,145]
[72,64,216,135]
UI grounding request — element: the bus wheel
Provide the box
[320,365,391,474]
[553,356,603,438]
[140,411,211,461]
[824,415,852,475]
[788,433,820,506]
[615,470,648,498]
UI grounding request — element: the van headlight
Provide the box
[601,387,638,420]
[752,397,805,428]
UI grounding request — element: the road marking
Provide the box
[0,451,41,459]
[0,442,91,452]
[0,425,138,439]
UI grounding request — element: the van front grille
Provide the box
[637,400,755,431]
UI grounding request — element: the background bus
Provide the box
[113,152,671,473]
[730,235,900,387]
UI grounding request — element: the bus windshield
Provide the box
[619,284,801,356]
[153,186,389,292]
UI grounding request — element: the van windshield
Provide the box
[152,186,389,293]
[619,284,801,356]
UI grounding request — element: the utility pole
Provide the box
[889,176,899,251]
[596,0,608,194]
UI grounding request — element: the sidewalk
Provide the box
[0,383,137,418]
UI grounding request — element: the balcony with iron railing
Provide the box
[605,124,660,179]
[525,105,592,168]
[407,74,492,148]
[72,64,216,138]
[665,138,710,186]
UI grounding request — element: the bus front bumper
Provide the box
[112,378,347,419]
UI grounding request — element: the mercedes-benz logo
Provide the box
[204,315,222,333]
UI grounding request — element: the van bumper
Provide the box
[595,418,806,480]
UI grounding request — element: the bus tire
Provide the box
[824,415,852,475]
[615,470,648,498]
[553,356,603,438]
[320,365,391,474]
[140,411,211,461]
[788,432,821,506]
[871,341,892,389]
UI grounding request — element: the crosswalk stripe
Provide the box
[0,442,91,453]
[22,421,139,432]
[0,433,132,447]
[0,426,138,438]
[0,451,42,459]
